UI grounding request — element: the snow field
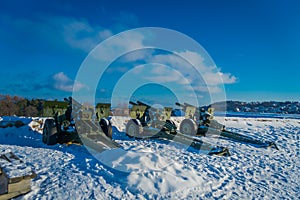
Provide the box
[0,116,299,199]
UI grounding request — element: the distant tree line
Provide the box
[0,95,43,117]
[1,94,299,116]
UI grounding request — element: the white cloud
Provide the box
[73,81,88,92]
[147,52,205,87]
[177,51,209,71]
[218,72,237,84]
[139,65,192,85]
[53,72,70,82]
[34,15,237,95]
[203,71,237,85]
[131,65,145,74]
[52,72,88,92]
[146,50,237,89]
[189,85,222,93]
[94,31,145,62]
[61,18,110,52]
[29,15,237,89]
[123,49,155,62]
[149,51,212,72]
[98,29,113,39]
[150,54,185,69]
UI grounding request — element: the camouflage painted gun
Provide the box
[176,102,278,150]
[175,102,224,136]
[126,100,230,156]
[126,100,176,138]
[42,97,120,152]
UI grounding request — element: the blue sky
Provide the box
[0,0,299,104]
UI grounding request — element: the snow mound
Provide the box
[96,145,203,194]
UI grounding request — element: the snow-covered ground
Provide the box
[0,116,299,199]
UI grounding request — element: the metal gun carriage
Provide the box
[42,97,120,152]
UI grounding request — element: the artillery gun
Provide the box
[175,102,224,136]
[42,99,74,145]
[176,102,278,149]
[126,101,176,138]
[126,101,230,156]
[42,97,120,152]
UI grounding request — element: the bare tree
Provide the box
[0,95,20,116]
[25,105,38,117]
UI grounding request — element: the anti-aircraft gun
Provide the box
[42,97,120,152]
[126,100,230,156]
[176,102,278,149]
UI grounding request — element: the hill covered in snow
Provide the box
[212,100,300,114]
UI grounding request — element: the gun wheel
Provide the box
[179,119,197,135]
[126,119,143,138]
[43,119,58,145]
[100,118,113,139]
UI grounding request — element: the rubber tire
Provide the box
[99,118,113,139]
[179,119,197,135]
[126,119,142,138]
[43,119,58,145]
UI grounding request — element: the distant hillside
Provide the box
[211,101,300,114]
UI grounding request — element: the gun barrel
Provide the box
[184,102,196,108]
[129,101,138,105]
[175,102,184,107]
[136,101,150,108]
[71,98,82,108]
